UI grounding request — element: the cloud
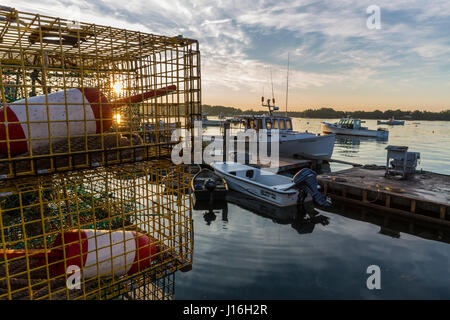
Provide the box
[201,18,232,26]
[3,0,450,110]
[413,43,450,58]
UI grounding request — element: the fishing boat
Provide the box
[203,99,335,160]
[321,118,388,139]
[377,118,405,125]
[203,59,335,160]
[201,114,223,127]
[191,168,228,203]
[211,162,330,207]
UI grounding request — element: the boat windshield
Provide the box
[286,120,292,130]
[339,119,354,129]
[337,119,362,129]
[273,119,279,129]
[243,117,293,131]
[248,119,257,129]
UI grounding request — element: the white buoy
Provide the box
[0,85,176,155]
[0,229,160,278]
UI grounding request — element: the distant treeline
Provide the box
[202,105,450,121]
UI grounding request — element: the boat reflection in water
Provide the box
[226,191,329,235]
[193,197,228,225]
[334,134,389,159]
[335,134,389,146]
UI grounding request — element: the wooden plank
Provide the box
[362,190,368,202]
[441,206,446,220]
[410,200,416,213]
[329,159,362,167]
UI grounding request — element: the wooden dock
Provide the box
[318,167,450,226]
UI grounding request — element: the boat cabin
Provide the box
[337,118,362,130]
[242,116,293,132]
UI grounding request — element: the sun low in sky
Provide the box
[6,0,450,111]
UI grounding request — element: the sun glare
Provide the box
[114,113,121,125]
[112,81,123,95]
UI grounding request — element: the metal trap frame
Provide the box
[0,6,201,178]
[0,159,193,300]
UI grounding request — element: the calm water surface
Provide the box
[175,118,450,299]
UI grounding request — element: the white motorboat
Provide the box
[211,162,330,207]
[321,118,388,139]
[240,113,335,160]
[203,99,335,160]
[212,162,298,206]
[377,118,405,125]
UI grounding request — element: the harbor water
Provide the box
[175,119,450,299]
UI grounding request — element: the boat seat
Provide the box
[272,183,295,191]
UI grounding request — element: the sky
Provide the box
[4,0,450,111]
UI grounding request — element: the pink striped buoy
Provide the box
[0,85,176,155]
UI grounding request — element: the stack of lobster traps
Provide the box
[0,6,199,299]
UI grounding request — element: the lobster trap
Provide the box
[102,265,176,300]
[0,159,193,300]
[0,6,201,178]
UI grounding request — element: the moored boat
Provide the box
[321,118,388,139]
[191,168,228,203]
[377,118,405,125]
[203,98,335,160]
[211,162,329,207]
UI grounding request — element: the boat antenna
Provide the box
[270,67,275,106]
[261,66,279,115]
[285,52,289,117]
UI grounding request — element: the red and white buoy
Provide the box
[0,85,176,155]
[0,229,160,278]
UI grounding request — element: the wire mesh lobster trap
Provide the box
[0,6,201,178]
[0,159,193,300]
[102,265,176,300]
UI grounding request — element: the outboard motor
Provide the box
[204,179,217,192]
[204,179,217,206]
[292,168,331,206]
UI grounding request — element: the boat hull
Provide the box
[278,134,335,160]
[202,120,223,127]
[203,133,335,160]
[321,123,388,139]
[192,190,227,202]
[377,120,404,125]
